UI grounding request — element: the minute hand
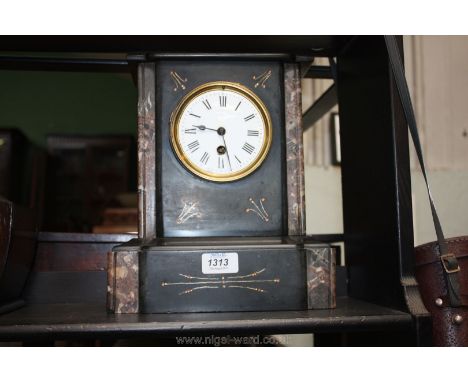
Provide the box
[222,135,232,171]
[193,125,218,132]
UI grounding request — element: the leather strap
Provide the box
[384,35,462,307]
[415,251,468,268]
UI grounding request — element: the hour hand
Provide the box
[193,125,218,132]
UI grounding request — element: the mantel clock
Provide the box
[170,81,272,183]
[108,55,336,314]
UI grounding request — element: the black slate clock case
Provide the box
[108,58,336,314]
[155,60,286,238]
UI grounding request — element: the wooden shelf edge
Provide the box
[0,297,413,341]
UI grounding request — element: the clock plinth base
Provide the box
[107,238,336,314]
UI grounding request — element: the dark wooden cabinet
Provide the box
[0,199,36,309]
[0,128,28,205]
[43,135,135,232]
[0,128,44,210]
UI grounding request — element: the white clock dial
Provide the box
[171,82,272,182]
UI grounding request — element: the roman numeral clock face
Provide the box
[170,81,272,182]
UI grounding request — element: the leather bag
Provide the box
[385,36,468,346]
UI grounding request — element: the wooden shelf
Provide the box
[0,297,411,341]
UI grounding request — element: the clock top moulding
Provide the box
[0,36,350,56]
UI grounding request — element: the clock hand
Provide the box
[193,125,218,132]
[221,134,233,171]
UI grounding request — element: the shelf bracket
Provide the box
[302,84,338,131]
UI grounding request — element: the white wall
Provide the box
[405,36,468,245]
[302,37,468,246]
[304,165,343,235]
[302,69,343,236]
[412,170,468,245]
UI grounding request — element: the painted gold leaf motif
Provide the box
[170,71,188,91]
[176,201,201,224]
[245,197,269,222]
[161,268,280,295]
[252,69,272,88]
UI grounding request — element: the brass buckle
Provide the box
[440,253,460,274]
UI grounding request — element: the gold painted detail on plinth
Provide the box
[161,268,280,295]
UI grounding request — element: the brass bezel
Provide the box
[170,81,273,182]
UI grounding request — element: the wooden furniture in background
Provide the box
[23,232,135,305]
[0,199,36,313]
[0,128,31,206]
[92,208,138,234]
[43,135,135,232]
